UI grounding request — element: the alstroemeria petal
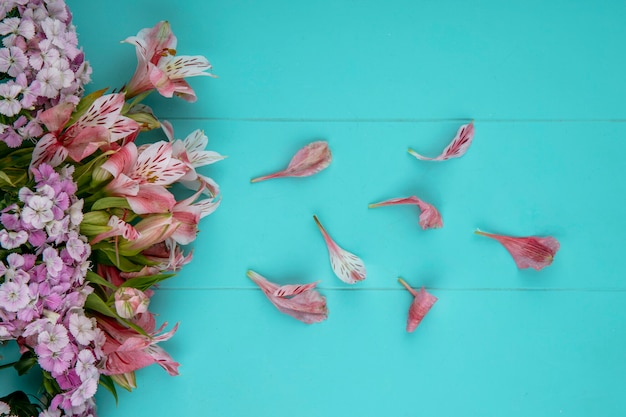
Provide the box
[398,278,437,332]
[475,230,560,271]
[313,215,366,284]
[247,270,328,324]
[251,141,332,183]
[369,196,443,230]
[408,122,475,161]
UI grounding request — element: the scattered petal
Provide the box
[475,230,560,270]
[247,270,328,324]
[398,278,437,332]
[369,196,443,230]
[251,141,331,183]
[408,122,474,161]
[313,215,366,284]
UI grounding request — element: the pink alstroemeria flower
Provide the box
[398,278,437,332]
[369,196,443,230]
[123,21,214,101]
[475,230,560,271]
[99,141,187,214]
[247,270,328,324]
[31,93,139,168]
[98,313,179,377]
[313,215,366,284]
[408,122,475,162]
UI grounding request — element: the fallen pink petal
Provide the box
[247,270,328,324]
[475,230,560,271]
[408,122,475,161]
[369,196,443,230]
[398,278,437,332]
[313,215,366,284]
[251,141,332,183]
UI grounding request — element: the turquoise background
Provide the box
[4,0,626,415]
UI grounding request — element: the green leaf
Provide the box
[99,375,119,405]
[92,197,132,211]
[0,170,16,186]
[86,270,117,290]
[13,351,37,376]
[96,247,143,272]
[120,273,175,291]
[80,223,112,236]
[84,293,117,318]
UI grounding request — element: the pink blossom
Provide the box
[247,270,328,324]
[313,215,366,284]
[38,323,70,352]
[98,313,180,376]
[0,46,28,77]
[398,278,437,332]
[369,196,443,230]
[251,141,332,183]
[0,281,30,312]
[36,343,74,375]
[0,229,28,249]
[114,287,150,319]
[123,21,214,101]
[475,230,560,270]
[69,313,96,345]
[409,122,475,161]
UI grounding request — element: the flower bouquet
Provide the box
[0,1,221,416]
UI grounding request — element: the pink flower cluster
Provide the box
[0,0,90,148]
[0,163,102,417]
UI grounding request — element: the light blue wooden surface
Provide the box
[4,1,626,416]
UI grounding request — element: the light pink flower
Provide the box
[251,141,332,183]
[123,21,214,101]
[30,93,140,168]
[98,313,180,376]
[369,196,443,230]
[247,270,328,324]
[313,215,366,284]
[0,82,22,116]
[0,46,28,77]
[0,281,30,312]
[0,229,28,249]
[398,278,437,332]
[167,126,225,183]
[99,141,186,214]
[114,287,150,319]
[475,230,560,270]
[38,323,70,352]
[90,215,140,244]
[69,313,96,345]
[409,122,475,161]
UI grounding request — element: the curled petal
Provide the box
[475,230,560,271]
[251,141,332,183]
[398,278,437,332]
[408,122,474,161]
[313,215,366,284]
[247,270,328,324]
[369,196,443,230]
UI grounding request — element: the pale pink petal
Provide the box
[39,102,74,133]
[134,141,187,185]
[398,278,437,332]
[101,143,138,177]
[251,141,332,183]
[247,270,328,324]
[475,230,560,271]
[408,122,475,161]
[369,196,443,230]
[109,116,141,143]
[163,55,214,79]
[64,126,109,162]
[313,215,366,284]
[127,184,177,214]
[73,93,125,131]
[30,132,68,168]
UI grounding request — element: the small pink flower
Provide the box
[313,215,366,284]
[251,141,332,183]
[369,196,443,230]
[475,230,560,271]
[247,270,328,324]
[398,278,437,332]
[114,287,150,319]
[409,122,475,161]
